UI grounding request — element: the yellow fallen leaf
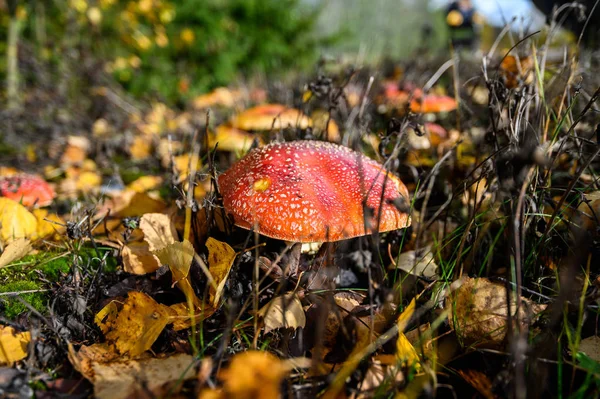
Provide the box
[173,153,201,183]
[396,333,420,370]
[218,351,289,399]
[206,237,236,307]
[398,297,416,333]
[168,302,215,331]
[121,241,161,274]
[153,240,200,307]
[95,300,119,335]
[76,171,103,193]
[208,124,262,154]
[105,291,174,357]
[0,198,38,243]
[258,293,306,333]
[0,238,32,268]
[127,176,163,193]
[61,136,90,166]
[33,208,64,239]
[0,326,30,365]
[130,135,153,160]
[140,213,178,252]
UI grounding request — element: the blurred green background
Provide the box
[0,0,456,106]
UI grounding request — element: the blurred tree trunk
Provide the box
[6,0,22,111]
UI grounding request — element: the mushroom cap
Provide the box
[410,95,457,113]
[0,174,56,208]
[230,104,312,131]
[218,140,410,242]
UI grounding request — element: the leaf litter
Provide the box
[2,46,600,398]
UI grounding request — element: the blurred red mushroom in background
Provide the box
[218,140,410,243]
[230,104,312,131]
[0,174,56,208]
[410,94,457,114]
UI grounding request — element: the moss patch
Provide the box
[0,280,46,319]
[0,245,117,319]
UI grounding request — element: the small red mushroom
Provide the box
[230,104,312,131]
[0,174,56,208]
[410,94,457,114]
[218,141,410,242]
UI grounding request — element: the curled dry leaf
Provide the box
[104,291,174,357]
[121,241,161,275]
[206,237,236,307]
[217,351,290,399]
[0,198,38,243]
[153,240,200,307]
[258,293,306,334]
[69,343,195,399]
[92,353,196,399]
[0,238,32,268]
[68,343,118,381]
[139,213,178,252]
[0,326,30,365]
[390,247,438,278]
[447,277,547,347]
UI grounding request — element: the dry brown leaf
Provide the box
[206,237,236,307]
[391,248,438,278]
[92,354,196,399]
[579,336,600,362]
[121,241,161,275]
[258,293,306,333]
[154,240,200,307]
[0,238,32,268]
[68,343,119,381]
[0,198,38,243]
[447,277,547,347]
[140,213,178,252]
[104,291,174,357]
[96,191,166,219]
[0,326,30,365]
[217,351,289,399]
[456,369,497,399]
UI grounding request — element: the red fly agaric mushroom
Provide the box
[0,174,56,208]
[218,141,410,242]
[230,104,312,131]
